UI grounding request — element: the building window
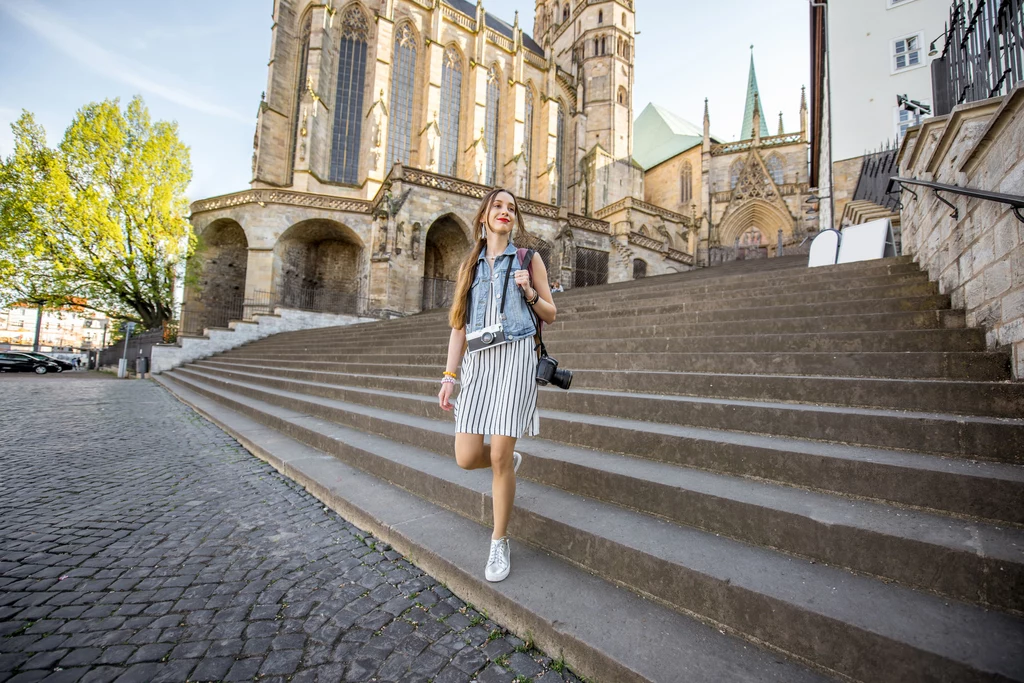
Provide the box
[523,87,534,199]
[555,101,566,206]
[598,9,603,23]
[484,66,500,186]
[681,161,692,204]
[766,155,784,185]
[290,15,312,170]
[892,32,923,72]
[386,24,417,172]
[895,104,928,142]
[730,159,744,189]
[563,5,570,21]
[632,259,647,279]
[622,12,627,25]
[617,86,627,105]
[329,8,370,184]
[601,37,607,55]
[439,46,463,177]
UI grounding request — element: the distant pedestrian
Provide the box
[550,280,564,293]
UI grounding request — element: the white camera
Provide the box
[466,323,508,353]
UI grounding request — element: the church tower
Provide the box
[535,0,641,215]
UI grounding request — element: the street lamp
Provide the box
[809,0,835,231]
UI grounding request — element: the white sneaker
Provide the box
[513,451,522,473]
[485,537,511,582]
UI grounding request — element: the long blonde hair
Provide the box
[448,188,526,329]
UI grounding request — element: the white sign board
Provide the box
[807,230,840,268]
[837,218,897,264]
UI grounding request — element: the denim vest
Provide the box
[467,243,538,342]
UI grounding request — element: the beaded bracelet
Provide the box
[441,376,456,385]
[442,371,457,379]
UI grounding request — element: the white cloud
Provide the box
[0,1,249,123]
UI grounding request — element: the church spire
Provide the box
[740,47,770,140]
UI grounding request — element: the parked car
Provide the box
[0,352,61,374]
[18,352,74,372]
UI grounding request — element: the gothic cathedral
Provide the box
[185,0,811,326]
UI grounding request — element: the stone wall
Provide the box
[150,308,374,375]
[897,85,1024,377]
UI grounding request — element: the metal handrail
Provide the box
[886,176,1024,223]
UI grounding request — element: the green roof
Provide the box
[633,103,719,171]
[740,53,770,140]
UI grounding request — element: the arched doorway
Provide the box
[422,215,471,310]
[273,219,364,314]
[183,219,248,335]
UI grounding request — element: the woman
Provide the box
[438,188,556,582]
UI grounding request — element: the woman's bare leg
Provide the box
[489,435,517,540]
[455,433,490,470]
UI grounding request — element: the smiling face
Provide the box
[484,191,517,235]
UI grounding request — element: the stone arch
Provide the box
[273,219,364,314]
[632,258,647,279]
[422,213,472,310]
[190,218,249,304]
[718,198,794,247]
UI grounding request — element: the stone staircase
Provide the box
[154,254,1024,683]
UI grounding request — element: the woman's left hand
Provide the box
[514,269,534,298]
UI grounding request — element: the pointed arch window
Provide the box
[681,161,692,204]
[555,101,566,206]
[766,155,784,185]
[598,9,603,23]
[563,4,570,21]
[439,46,463,177]
[386,24,417,172]
[484,66,500,186]
[290,15,312,170]
[730,159,745,189]
[329,8,369,184]
[523,87,534,199]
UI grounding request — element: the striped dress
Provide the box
[454,272,540,438]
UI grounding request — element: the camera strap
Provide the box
[465,252,516,328]
[518,248,548,359]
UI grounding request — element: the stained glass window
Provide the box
[730,160,744,189]
[681,161,692,203]
[766,155,784,185]
[386,24,417,172]
[484,66,500,186]
[439,46,463,177]
[523,87,534,199]
[290,15,312,170]
[329,8,369,184]
[555,101,566,206]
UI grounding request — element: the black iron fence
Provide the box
[932,0,1023,116]
[853,145,902,213]
[422,278,457,311]
[177,282,362,338]
[98,328,164,369]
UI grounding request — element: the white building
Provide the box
[810,0,949,226]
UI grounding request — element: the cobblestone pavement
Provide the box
[0,378,582,683]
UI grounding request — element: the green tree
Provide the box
[0,96,193,329]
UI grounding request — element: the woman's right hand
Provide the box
[439,382,455,411]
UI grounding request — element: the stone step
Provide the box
[251,311,972,355]
[158,370,1024,683]
[248,310,967,352]
[238,328,987,357]
[549,256,919,302]
[197,357,1024,419]
[222,349,1011,381]
[557,271,932,308]
[187,363,1023,462]
[152,374,834,683]
[180,364,1024,524]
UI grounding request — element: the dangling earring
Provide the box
[480,223,486,240]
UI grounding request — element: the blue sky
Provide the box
[0,0,810,200]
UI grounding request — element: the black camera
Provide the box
[537,355,572,390]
